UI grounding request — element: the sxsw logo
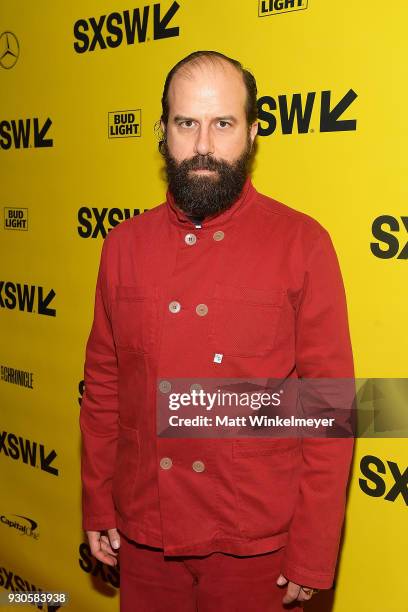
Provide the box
[257,89,357,135]
[370,215,408,259]
[4,207,28,230]
[0,282,56,316]
[79,542,119,587]
[0,430,58,476]
[259,0,308,17]
[109,110,141,138]
[359,455,408,505]
[78,207,148,238]
[0,118,53,149]
[73,2,180,53]
[0,566,57,611]
[78,379,84,406]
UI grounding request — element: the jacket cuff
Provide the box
[280,560,335,590]
[82,513,117,532]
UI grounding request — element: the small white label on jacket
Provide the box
[213,353,223,363]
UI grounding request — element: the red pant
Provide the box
[118,532,303,611]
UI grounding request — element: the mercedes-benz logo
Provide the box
[0,31,19,69]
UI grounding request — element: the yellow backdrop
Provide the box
[1,1,407,611]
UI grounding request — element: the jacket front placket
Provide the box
[154,213,226,552]
[152,180,257,554]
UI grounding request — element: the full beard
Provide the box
[162,136,253,219]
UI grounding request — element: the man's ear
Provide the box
[160,119,168,147]
[250,120,258,145]
[160,119,166,136]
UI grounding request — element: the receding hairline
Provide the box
[170,54,245,88]
[158,51,259,147]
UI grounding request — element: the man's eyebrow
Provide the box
[173,115,238,123]
[173,115,194,123]
[215,115,237,123]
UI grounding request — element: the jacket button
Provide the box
[160,457,173,470]
[196,303,208,316]
[169,301,181,313]
[159,380,171,393]
[190,383,203,392]
[192,460,205,472]
[213,230,224,241]
[185,233,197,245]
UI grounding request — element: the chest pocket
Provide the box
[208,283,284,357]
[111,285,158,354]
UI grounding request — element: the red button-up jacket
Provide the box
[79,176,355,589]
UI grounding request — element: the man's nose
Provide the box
[194,125,214,156]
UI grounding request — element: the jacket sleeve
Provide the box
[281,225,355,590]
[79,234,119,531]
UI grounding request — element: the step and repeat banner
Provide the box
[1,1,407,611]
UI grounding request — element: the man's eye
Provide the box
[180,120,194,128]
[218,121,231,128]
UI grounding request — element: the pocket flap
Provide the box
[233,438,299,457]
[214,283,284,306]
[115,285,156,301]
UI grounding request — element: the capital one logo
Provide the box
[73,2,180,53]
[257,89,357,135]
[0,514,39,539]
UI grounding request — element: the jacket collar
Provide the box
[165,175,257,230]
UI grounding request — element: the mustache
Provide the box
[179,155,227,172]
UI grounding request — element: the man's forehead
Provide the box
[172,59,242,88]
[168,59,246,114]
[176,56,234,78]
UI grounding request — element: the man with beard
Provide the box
[80,51,354,610]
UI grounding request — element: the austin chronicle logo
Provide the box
[0,32,19,69]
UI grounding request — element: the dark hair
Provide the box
[156,50,258,154]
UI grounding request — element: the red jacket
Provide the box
[79,176,355,589]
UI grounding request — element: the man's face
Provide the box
[160,59,258,218]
